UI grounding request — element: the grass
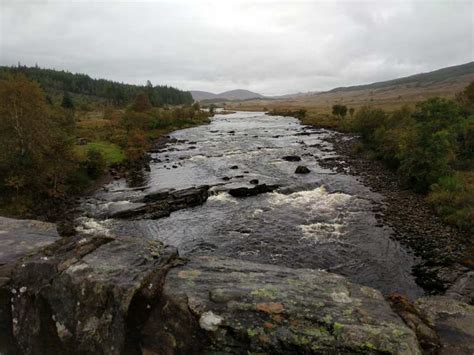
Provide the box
[75,141,125,165]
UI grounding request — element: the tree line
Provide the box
[0,65,193,107]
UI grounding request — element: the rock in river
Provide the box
[108,186,210,219]
[295,165,311,174]
[282,155,301,162]
[228,184,278,197]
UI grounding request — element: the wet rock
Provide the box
[7,235,179,355]
[107,201,171,219]
[295,165,311,174]
[282,155,301,162]
[446,271,474,304]
[295,131,312,136]
[250,179,259,185]
[141,256,421,354]
[415,296,474,354]
[228,184,278,198]
[109,186,210,220]
[389,294,440,352]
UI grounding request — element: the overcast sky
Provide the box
[1,0,472,95]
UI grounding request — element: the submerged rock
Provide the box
[141,256,421,354]
[295,165,311,174]
[228,184,278,198]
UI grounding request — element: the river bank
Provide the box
[313,130,473,296]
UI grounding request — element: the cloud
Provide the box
[1,0,472,95]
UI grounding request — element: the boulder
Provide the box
[0,217,59,354]
[446,271,474,304]
[8,235,179,355]
[141,256,421,354]
[228,184,278,198]
[295,165,311,174]
[0,216,60,275]
[415,296,474,354]
[282,155,301,162]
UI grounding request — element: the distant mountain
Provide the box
[328,62,474,94]
[191,89,264,101]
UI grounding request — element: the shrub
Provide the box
[84,148,106,179]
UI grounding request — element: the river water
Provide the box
[77,111,423,299]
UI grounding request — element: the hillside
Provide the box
[0,66,193,107]
[191,89,263,101]
[329,62,474,93]
[226,62,474,113]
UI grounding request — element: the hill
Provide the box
[226,62,474,113]
[191,89,263,101]
[0,66,193,108]
[329,62,474,93]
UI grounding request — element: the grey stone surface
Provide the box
[0,216,59,267]
[142,256,422,354]
[446,271,474,304]
[8,235,178,355]
[415,296,474,355]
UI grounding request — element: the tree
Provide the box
[192,102,201,111]
[209,104,216,114]
[124,129,149,163]
[332,104,347,118]
[131,92,152,112]
[0,75,76,205]
[61,92,74,109]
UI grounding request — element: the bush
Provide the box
[351,106,387,142]
[84,148,106,179]
[428,173,473,231]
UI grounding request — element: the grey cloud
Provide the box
[1,0,472,95]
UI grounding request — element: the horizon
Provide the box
[1,0,472,96]
[3,60,472,97]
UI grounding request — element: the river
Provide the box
[76,111,424,299]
